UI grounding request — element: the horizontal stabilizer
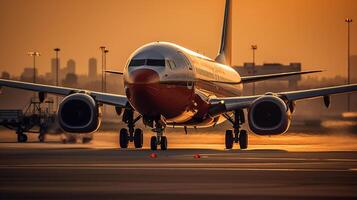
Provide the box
[105,70,123,75]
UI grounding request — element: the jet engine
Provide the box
[58,93,101,133]
[248,95,291,135]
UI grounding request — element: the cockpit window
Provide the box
[128,59,166,67]
[129,59,145,67]
[146,59,165,67]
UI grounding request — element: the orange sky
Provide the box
[0,0,356,78]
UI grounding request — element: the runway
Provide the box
[1,131,357,199]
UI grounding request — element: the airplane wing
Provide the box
[209,83,357,115]
[197,70,322,84]
[0,79,128,107]
[240,70,322,84]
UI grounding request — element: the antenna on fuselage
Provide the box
[215,0,232,66]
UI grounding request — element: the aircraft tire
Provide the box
[225,130,234,149]
[134,128,143,148]
[239,130,248,149]
[160,136,167,151]
[17,133,28,143]
[150,136,157,150]
[119,128,129,148]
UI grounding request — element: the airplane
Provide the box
[0,0,356,150]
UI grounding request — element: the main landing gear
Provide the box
[223,109,248,150]
[150,119,167,151]
[119,108,143,149]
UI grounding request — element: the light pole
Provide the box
[100,46,107,116]
[27,51,40,112]
[54,48,60,110]
[27,51,41,84]
[100,46,106,93]
[251,45,258,95]
[345,18,353,112]
[104,49,109,94]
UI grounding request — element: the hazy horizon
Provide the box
[0,0,356,78]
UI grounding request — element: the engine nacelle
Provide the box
[58,93,101,133]
[248,95,291,135]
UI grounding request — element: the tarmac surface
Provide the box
[1,130,357,200]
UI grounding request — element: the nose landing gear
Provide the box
[150,120,167,151]
[223,109,248,150]
[119,108,143,149]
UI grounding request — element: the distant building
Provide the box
[1,71,10,79]
[88,58,97,80]
[233,63,302,88]
[51,58,61,82]
[20,67,37,82]
[62,73,78,87]
[52,59,76,80]
[67,59,76,74]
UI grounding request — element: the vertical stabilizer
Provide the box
[215,0,232,66]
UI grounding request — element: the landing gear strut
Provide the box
[224,109,248,150]
[119,108,143,149]
[150,119,167,151]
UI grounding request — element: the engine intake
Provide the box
[58,93,101,133]
[248,95,291,135]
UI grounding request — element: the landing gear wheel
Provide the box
[119,128,129,148]
[39,126,46,143]
[239,130,248,149]
[17,133,28,143]
[150,136,157,151]
[82,137,92,144]
[160,136,167,151]
[134,128,143,148]
[225,130,234,149]
[38,134,45,143]
[66,135,77,144]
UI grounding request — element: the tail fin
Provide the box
[215,0,232,66]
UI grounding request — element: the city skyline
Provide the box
[0,0,356,77]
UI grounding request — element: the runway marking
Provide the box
[0,165,354,172]
[0,163,356,172]
[0,162,349,168]
[174,156,357,162]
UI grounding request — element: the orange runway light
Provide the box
[194,154,201,159]
[150,153,158,158]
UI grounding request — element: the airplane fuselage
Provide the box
[123,42,243,127]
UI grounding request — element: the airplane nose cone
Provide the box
[125,69,161,117]
[128,68,160,84]
[125,68,194,119]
